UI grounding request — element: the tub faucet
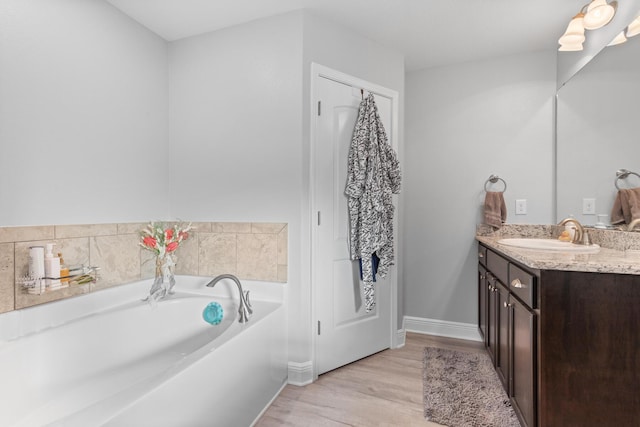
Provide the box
[205,274,253,323]
[558,217,584,244]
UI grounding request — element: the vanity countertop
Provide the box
[477,235,640,276]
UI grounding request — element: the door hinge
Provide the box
[317,101,321,116]
[317,211,321,225]
[317,320,321,335]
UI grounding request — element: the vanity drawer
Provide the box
[509,264,536,309]
[487,250,508,285]
[478,245,487,266]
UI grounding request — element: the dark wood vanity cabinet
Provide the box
[478,243,640,427]
[478,245,536,427]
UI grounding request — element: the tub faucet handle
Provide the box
[244,290,253,312]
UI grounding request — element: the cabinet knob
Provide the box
[480,274,486,280]
[511,278,526,288]
[478,252,484,258]
[503,301,512,308]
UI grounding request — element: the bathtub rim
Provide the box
[0,275,285,342]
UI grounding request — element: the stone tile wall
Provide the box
[0,222,288,313]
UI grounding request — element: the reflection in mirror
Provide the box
[556,33,640,227]
[557,0,640,88]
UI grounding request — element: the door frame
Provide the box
[309,63,400,380]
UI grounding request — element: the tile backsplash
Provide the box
[0,222,288,313]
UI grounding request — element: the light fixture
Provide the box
[558,13,586,51]
[607,30,627,46]
[558,1,619,51]
[583,0,616,30]
[627,15,640,38]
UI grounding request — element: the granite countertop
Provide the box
[476,224,640,275]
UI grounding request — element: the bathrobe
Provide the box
[345,93,401,312]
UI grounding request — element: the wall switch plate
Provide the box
[515,199,527,215]
[583,198,596,215]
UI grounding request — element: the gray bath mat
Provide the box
[423,347,520,427]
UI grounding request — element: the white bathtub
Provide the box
[0,276,287,427]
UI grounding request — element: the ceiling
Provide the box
[105,0,585,71]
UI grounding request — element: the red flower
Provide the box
[165,228,174,241]
[143,236,157,249]
[178,231,189,241]
[166,241,179,253]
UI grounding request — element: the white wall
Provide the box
[0,0,169,226]
[168,13,303,222]
[404,51,556,324]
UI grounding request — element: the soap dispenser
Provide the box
[44,243,61,289]
[58,252,70,285]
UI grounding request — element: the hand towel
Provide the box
[610,188,640,225]
[484,191,507,229]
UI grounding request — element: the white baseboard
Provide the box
[288,361,314,386]
[394,328,406,348]
[404,316,482,342]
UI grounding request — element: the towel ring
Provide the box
[484,174,507,192]
[615,169,640,190]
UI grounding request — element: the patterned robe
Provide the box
[345,93,401,312]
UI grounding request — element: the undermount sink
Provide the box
[497,238,600,253]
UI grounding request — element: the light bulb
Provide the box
[558,13,586,46]
[607,31,627,46]
[583,0,616,30]
[627,16,640,38]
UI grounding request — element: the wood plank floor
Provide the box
[255,332,485,427]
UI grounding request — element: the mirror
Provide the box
[556,2,640,226]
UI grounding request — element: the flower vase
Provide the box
[147,254,176,303]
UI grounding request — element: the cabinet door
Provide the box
[496,281,510,393]
[486,273,498,364]
[511,297,536,427]
[478,265,487,343]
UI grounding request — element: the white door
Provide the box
[314,72,396,375]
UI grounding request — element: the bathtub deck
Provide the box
[255,333,484,427]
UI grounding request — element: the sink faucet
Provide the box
[205,274,253,323]
[628,218,640,231]
[558,217,584,244]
